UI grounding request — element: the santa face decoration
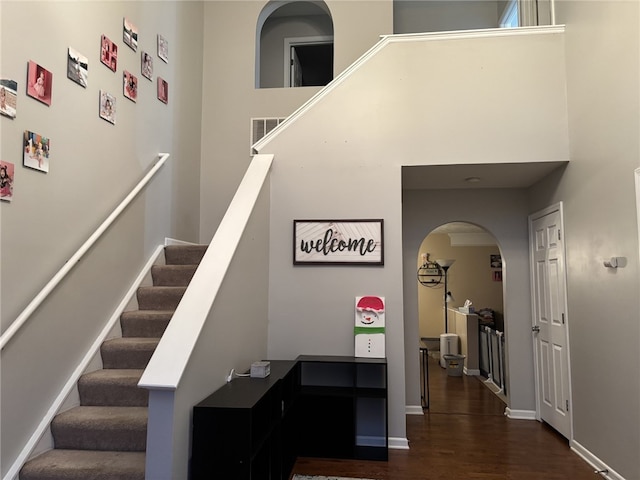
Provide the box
[355,296,385,358]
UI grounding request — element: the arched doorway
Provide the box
[416,221,507,403]
[256,1,334,88]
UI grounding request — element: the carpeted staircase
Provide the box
[20,245,207,480]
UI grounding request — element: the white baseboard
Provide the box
[389,437,410,450]
[571,439,626,480]
[164,237,199,246]
[504,407,537,420]
[464,367,480,376]
[3,245,165,480]
[405,405,424,415]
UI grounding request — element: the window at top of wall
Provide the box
[500,0,519,28]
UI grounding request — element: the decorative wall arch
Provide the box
[255,0,333,88]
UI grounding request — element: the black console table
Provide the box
[296,355,388,461]
[190,356,387,480]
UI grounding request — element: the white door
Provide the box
[529,204,572,438]
[290,46,303,87]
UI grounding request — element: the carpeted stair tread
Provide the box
[23,244,208,479]
[52,406,147,451]
[136,286,186,310]
[151,264,198,286]
[20,449,145,480]
[120,310,173,338]
[78,369,147,406]
[101,338,159,369]
[164,244,207,265]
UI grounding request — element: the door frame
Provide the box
[283,35,333,87]
[528,201,574,439]
[635,168,640,258]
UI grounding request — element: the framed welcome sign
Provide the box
[293,219,384,265]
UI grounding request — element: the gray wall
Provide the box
[1,0,203,331]
[394,0,501,33]
[403,188,533,410]
[258,29,569,442]
[529,1,640,478]
[3,0,638,478]
[0,1,203,475]
[200,0,394,242]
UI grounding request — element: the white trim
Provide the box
[139,154,274,390]
[464,367,481,376]
[379,25,564,42]
[504,407,537,420]
[388,437,410,450]
[164,237,199,247]
[283,35,333,87]
[571,440,626,480]
[405,405,424,415]
[519,0,538,27]
[2,245,165,480]
[635,168,640,268]
[254,26,564,154]
[144,390,177,480]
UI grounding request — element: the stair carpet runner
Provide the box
[20,245,208,480]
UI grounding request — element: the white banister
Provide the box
[139,153,273,390]
[0,153,170,351]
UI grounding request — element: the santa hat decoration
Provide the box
[356,296,384,312]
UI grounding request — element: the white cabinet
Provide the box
[448,308,479,375]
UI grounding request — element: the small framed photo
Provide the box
[23,130,50,173]
[67,47,88,88]
[99,90,116,124]
[141,51,153,80]
[0,79,18,118]
[157,34,168,63]
[26,61,52,106]
[490,254,502,269]
[157,77,168,104]
[123,71,138,102]
[492,270,503,282]
[1,160,15,202]
[100,35,118,72]
[123,18,138,51]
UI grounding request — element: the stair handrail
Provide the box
[0,153,170,351]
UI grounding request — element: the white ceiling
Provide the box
[430,222,487,234]
[402,161,567,190]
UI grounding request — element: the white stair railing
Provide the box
[0,153,170,351]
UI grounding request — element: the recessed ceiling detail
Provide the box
[402,162,567,190]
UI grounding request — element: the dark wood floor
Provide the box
[291,355,596,479]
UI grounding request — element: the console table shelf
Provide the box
[190,355,388,479]
[296,355,388,462]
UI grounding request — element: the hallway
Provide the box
[291,356,597,479]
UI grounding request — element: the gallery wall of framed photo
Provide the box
[1,6,206,473]
[0,3,179,203]
[0,0,205,340]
